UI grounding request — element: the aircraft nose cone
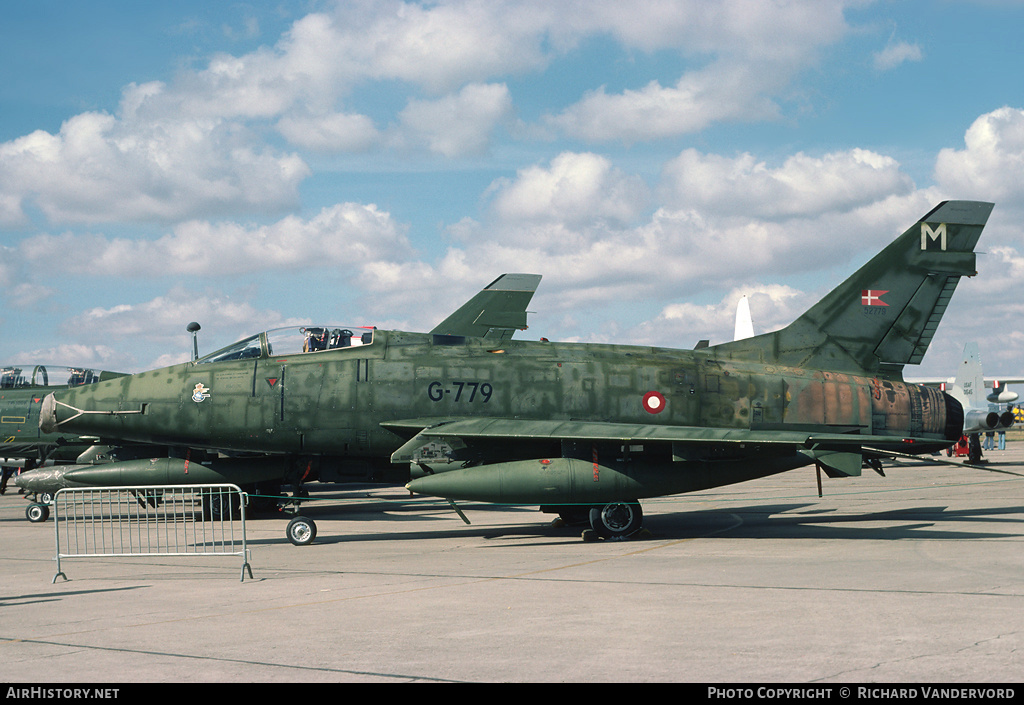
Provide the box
[38,393,58,434]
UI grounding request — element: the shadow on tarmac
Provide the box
[243,495,1024,546]
[1,585,147,608]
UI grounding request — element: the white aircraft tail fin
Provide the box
[734,295,754,341]
[952,342,985,407]
[950,342,1015,433]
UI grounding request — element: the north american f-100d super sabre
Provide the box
[17,273,540,537]
[37,202,993,541]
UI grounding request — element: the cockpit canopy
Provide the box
[196,326,374,364]
[0,365,122,389]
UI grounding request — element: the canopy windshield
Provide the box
[197,326,374,364]
[0,365,119,388]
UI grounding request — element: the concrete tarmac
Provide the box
[1,444,1022,684]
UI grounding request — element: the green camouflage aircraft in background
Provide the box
[34,201,993,543]
[1,365,126,467]
[1,365,129,519]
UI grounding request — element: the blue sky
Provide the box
[3,0,1024,379]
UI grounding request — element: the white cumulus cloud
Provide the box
[659,148,915,219]
[488,151,649,227]
[935,107,1024,207]
[18,203,412,277]
[396,83,514,157]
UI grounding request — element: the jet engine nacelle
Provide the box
[963,408,1000,433]
[962,408,1015,434]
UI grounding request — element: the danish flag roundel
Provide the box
[642,391,666,414]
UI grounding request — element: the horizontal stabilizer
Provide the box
[430,273,542,339]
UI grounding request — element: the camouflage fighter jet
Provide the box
[2,365,126,462]
[36,202,992,542]
[1,364,131,519]
[16,274,541,531]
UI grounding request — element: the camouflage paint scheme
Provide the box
[35,202,992,536]
[1,365,125,465]
[16,273,541,494]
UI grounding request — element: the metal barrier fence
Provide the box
[52,484,253,583]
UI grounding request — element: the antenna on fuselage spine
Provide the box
[187,322,202,361]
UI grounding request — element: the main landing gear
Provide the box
[587,502,644,540]
[548,501,646,541]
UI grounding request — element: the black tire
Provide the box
[203,491,239,521]
[26,503,50,523]
[246,482,279,514]
[552,505,593,526]
[589,502,643,539]
[286,516,317,546]
[968,434,983,464]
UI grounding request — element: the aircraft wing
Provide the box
[429,273,541,340]
[910,375,1024,406]
[911,377,1024,387]
[386,416,928,477]
[389,416,844,445]
[861,445,1024,476]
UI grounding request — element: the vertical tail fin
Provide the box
[713,201,994,374]
[950,341,1015,432]
[734,295,754,341]
[950,341,985,408]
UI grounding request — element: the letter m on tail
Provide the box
[921,222,947,251]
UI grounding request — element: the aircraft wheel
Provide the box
[39,492,54,505]
[551,505,592,526]
[968,434,983,464]
[26,503,50,523]
[589,501,642,539]
[247,482,279,514]
[286,516,317,546]
[203,492,239,521]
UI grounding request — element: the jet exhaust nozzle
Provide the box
[963,408,1000,433]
